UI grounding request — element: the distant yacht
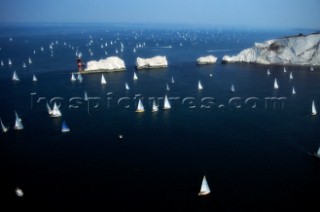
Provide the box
[292,86,296,95]
[50,102,62,117]
[198,175,211,196]
[163,95,171,110]
[12,71,19,81]
[135,99,145,113]
[8,58,12,66]
[283,67,287,73]
[28,57,32,64]
[61,120,70,133]
[71,73,76,82]
[289,72,293,80]
[274,78,279,89]
[166,83,170,91]
[77,73,83,82]
[84,91,88,101]
[1,60,4,66]
[152,100,158,112]
[15,187,24,197]
[133,72,138,80]
[101,74,107,85]
[198,80,203,90]
[0,118,8,133]
[171,77,175,83]
[310,66,314,71]
[14,111,23,130]
[314,146,320,159]
[22,62,27,68]
[46,102,53,115]
[267,69,271,75]
[125,83,130,90]
[230,84,235,92]
[209,73,213,77]
[32,74,37,82]
[312,100,317,116]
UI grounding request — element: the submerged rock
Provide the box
[136,56,168,69]
[222,33,320,66]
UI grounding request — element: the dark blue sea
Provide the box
[0,23,319,211]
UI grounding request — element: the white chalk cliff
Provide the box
[136,56,168,69]
[222,33,320,65]
[197,55,218,64]
[85,56,125,72]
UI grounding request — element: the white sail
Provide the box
[289,72,293,80]
[231,84,235,92]
[292,86,296,95]
[8,58,12,66]
[51,102,62,117]
[46,102,53,115]
[133,72,138,80]
[198,81,203,90]
[317,147,320,157]
[101,74,107,85]
[166,83,170,91]
[22,62,26,68]
[71,73,76,82]
[77,73,83,82]
[274,78,279,89]
[12,71,19,81]
[32,74,37,82]
[0,118,8,133]
[136,99,144,112]
[164,95,171,110]
[171,77,175,83]
[152,100,158,112]
[15,187,24,197]
[84,91,88,101]
[14,111,23,130]
[198,175,211,196]
[312,100,317,116]
[1,60,3,66]
[267,69,271,75]
[125,83,130,90]
[28,57,32,64]
[310,66,314,71]
[61,120,70,133]
[283,67,287,73]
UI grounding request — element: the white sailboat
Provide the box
[152,100,158,112]
[15,187,24,197]
[292,86,296,95]
[8,58,12,66]
[61,120,70,133]
[274,78,279,89]
[1,60,4,66]
[198,80,203,90]
[135,99,144,113]
[267,69,271,75]
[230,84,235,92]
[171,77,175,84]
[28,57,32,64]
[46,102,53,115]
[101,74,107,85]
[283,67,287,73]
[310,66,314,72]
[125,83,130,90]
[50,102,62,117]
[314,147,320,158]
[133,72,138,80]
[22,62,27,68]
[163,95,171,110]
[14,111,23,130]
[166,83,170,91]
[198,175,211,196]
[0,118,8,133]
[71,73,76,82]
[289,72,293,80]
[12,71,19,81]
[32,74,37,82]
[84,91,88,101]
[77,73,83,82]
[312,100,317,116]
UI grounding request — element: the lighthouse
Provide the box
[77,57,85,72]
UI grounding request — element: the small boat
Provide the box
[314,146,320,158]
[198,81,203,90]
[15,187,24,197]
[46,102,53,115]
[289,72,293,80]
[13,111,23,130]
[209,73,213,77]
[50,102,62,117]
[230,84,235,92]
[310,66,314,71]
[22,62,27,68]
[152,100,158,112]
[133,72,138,80]
[166,83,170,91]
[0,118,8,133]
[312,100,317,116]
[71,73,76,82]
[1,60,4,66]
[101,74,107,85]
[84,91,88,101]
[198,175,211,196]
[125,83,130,90]
[12,71,19,81]
[163,95,171,110]
[292,86,296,95]
[32,74,37,82]
[61,120,70,133]
[171,77,175,83]
[283,67,287,73]
[77,73,83,82]
[267,69,271,75]
[8,58,12,66]
[135,99,145,113]
[274,78,279,89]
[28,57,32,64]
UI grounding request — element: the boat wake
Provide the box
[207,49,231,53]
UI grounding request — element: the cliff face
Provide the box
[136,56,168,69]
[85,56,126,72]
[222,33,320,66]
